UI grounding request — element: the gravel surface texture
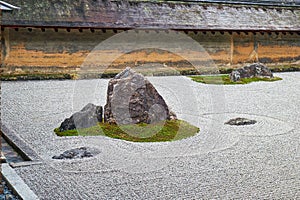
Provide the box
[1,72,299,199]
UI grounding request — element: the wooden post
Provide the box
[230,33,234,66]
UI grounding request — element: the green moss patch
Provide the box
[189,75,282,85]
[0,73,74,81]
[54,120,199,142]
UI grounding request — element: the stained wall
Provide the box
[1,28,299,75]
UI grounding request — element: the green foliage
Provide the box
[189,75,282,85]
[0,73,73,81]
[54,120,199,142]
[268,65,300,72]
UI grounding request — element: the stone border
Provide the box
[1,124,41,199]
[9,161,43,169]
[1,163,39,200]
[1,123,40,161]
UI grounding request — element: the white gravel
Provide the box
[1,72,299,199]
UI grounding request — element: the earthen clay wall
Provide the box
[1,28,299,75]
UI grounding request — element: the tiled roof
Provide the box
[1,0,299,31]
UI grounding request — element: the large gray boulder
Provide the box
[58,103,102,132]
[230,63,273,82]
[104,67,176,125]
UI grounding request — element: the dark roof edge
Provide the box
[1,24,300,33]
[152,0,300,8]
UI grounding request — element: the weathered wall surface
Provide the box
[1,28,299,75]
[2,0,300,31]
[232,32,300,64]
[1,28,113,74]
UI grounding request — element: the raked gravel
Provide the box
[1,72,299,199]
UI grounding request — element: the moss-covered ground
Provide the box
[189,75,282,85]
[0,73,74,81]
[54,120,199,142]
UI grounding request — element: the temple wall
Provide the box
[1,28,299,76]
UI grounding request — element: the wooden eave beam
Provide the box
[0,26,299,36]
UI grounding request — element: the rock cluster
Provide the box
[225,117,257,126]
[229,63,273,82]
[104,67,176,125]
[52,147,93,159]
[58,67,176,131]
[58,103,102,132]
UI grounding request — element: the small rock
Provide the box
[59,103,102,132]
[52,147,93,160]
[229,63,273,82]
[225,117,257,126]
[5,194,15,200]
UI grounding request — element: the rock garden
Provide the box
[54,67,199,142]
